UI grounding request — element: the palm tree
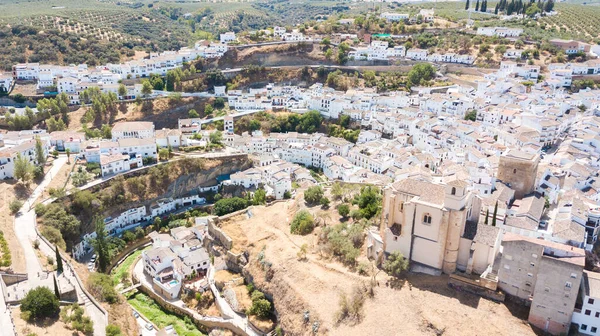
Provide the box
[66,148,71,164]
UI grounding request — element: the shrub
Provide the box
[290,210,314,235]
[213,197,249,216]
[20,287,60,320]
[9,199,23,214]
[47,256,54,265]
[304,186,324,205]
[88,273,119,304]
[334,285,366,324]
[337,204,350,218]
[41,226,66,251]
[320,197,330,208]
[247,290,272,319]
[106,324,123,336]
[383,251,409,277]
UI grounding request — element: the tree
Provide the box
[253,188,267,205]
[53,275,60,299]
[141,80,153,97]
[492,201,498,227]
[383,251,409,277]
[20,286,60,320]
[290,210,314,235]
[484,208,489,225]
[91,218,109,273]
[66,148,71,164]
[465,0,470,10]
[209,130,223,144]
[204,104,214,116]
[304,186,324,205]
[213,97,226,109]
[338,204,350,218]
[357,186,381,219]
[118,84,127,97]
[213,197,249,216]
[325,49,333,60]
[35,137,46,167]
[495,3,499,14]
[320,196,330,208]
[56,245,63,274]
[475,0,480,11]
[158,148,170,161]
[407,63,436,87]
[247,291,272,318]
[9,199,23,214]
[188,109,199,118]
[14,154,35,186]
[464,110,477,121]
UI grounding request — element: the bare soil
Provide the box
[219,201,537,336]
[11,307,84,336]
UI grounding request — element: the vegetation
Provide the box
[60,304,94,334]
[290,210,315,235]
[383,251,409,277]
[9,199,23,214]
[304,186,324,205]
[105,324,124,336]
[334,284,368,325]
[36,203,81,250]
[354,186,381,220]
[246,290,272,319]
[320,220,369,266]
[213,197,249,216]
[88,273,119,304]
[337,204,350,218]
[14,154,35,187]
[0,231,12,267]
[20,286,60,321]
[91,218,110,273]
[55,245,64,274]
[111,248,148,285]
[127,292,203,336]
[464,110,478,121]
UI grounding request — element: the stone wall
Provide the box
[106,238,151,274]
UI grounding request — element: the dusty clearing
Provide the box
[219,201,536,336]
[0,180,39,273]
[11,307,83,336]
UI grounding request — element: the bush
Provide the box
[383,251,409,277]
[356,186,381,219]
[334,285,366,324]
[304,186,324,205]
[41,226,66,251]
[106,324,123,336]
[337,204,350,218]
[320,197,330,208]
[247,290,272,319]
[88,273,119,304]
[20,287,60,320]
[213,197,249,216]
[290,210,314,235]
[9,199,23,214]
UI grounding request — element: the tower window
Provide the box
[513,169,517,174]
[451,187,456,195]
[423,214,432,224]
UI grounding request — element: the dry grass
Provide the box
[11,307,83,336]
[218,200,537,336]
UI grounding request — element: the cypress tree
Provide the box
[53,275,60,300]
[484,209,489,225]
[55,245,63,274]
[466,0,470,10]
[495,4,499,14]
[492,201,498,227]
[475,0,480,11]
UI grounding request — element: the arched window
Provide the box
[423,213,432,224]
[399,202,404,212]
[513,169,517,174]
[451,187,456,196]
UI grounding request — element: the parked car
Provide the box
[145,323,154,331]
[133,310,140,318]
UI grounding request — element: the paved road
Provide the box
[13,157,108,336]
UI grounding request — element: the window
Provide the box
[586,310,592,316]
[451,187,456,195]
[590,298,596,305]
[532,253,538,258]
[582,324,588,331]
[530,262,535,267]
[399,202,404,211]
[595,312,599,318]
[571,273,578,279]
[592,327,597,333]
[513,169,517,174]
[393,236,398,241]
[423,214,432,224]
[566,282,573,289]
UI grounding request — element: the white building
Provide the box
[220,32,236,44]
[380,12,409,21]
[112,121,155,141]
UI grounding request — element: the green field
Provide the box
[128,292,205,336]
[111,246,149,285]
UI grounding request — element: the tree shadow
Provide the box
[402,273,482,309]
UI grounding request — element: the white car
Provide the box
[145,323,154,331]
